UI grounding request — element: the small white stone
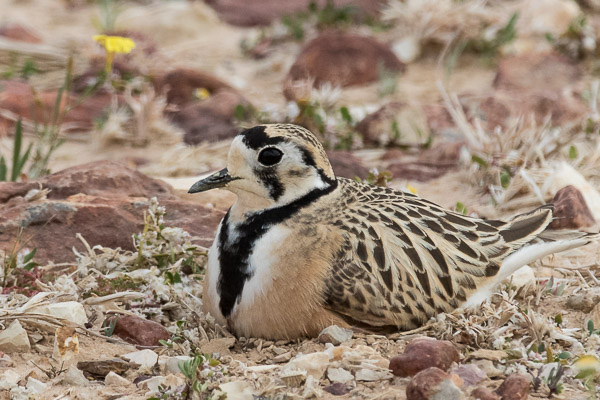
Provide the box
[282,352,330,379]
[327,367,353,384]
[0,320,31,353]
[32,302,88,325]
[123,349,159,368]
[105,371,131,386]
[0,369,20,390]
[218,381,254,400]
[61,365,89,387]
[164,355,192,375]
[26,377,48,394]
[139,375,165,392]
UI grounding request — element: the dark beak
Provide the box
[188,168,237,193]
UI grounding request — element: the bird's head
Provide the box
[188,124,336,210]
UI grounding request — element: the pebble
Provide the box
[406,367,464,400]
[272,352,292,363]
[0,369,20,391]
[77,358,130,377]
[549,185,596,229]
[26,377,48,394]
[324,382,350,396]
[138,375,164,392]
[282,352,330,379]
[390,338,460,377]
[61,365,89,387]
[450,364,487,388]
[105,371,132,386]
[107,315,170,346]
[327,367,353,384]
[123,349,159,368]
[318,325,353,346]
[0,320,31,353]
[494,374,531,400]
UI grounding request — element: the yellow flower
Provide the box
[93,35,136,54]
[194,88,211,101]
[93,35,136,75]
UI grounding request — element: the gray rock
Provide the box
[318,325,353,346]
[77,358,130,377]
[62,365,89,387]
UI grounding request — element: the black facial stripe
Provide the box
[298,145,336,185]
[240,125,285,149]
[216,179,339,318]
[255,169,284,201]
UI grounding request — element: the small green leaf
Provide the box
[554,314,563,325]
[500,169,511,189]
[339,106,352,124]
[569,145,578,160]
[0,156,7,181]
[456,202,467,215]
[471,154,488,168]
[558,351,571,360]
[23,248,37,263]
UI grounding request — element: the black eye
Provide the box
[258,147,283,166]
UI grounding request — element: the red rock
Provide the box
[494,374,530,400]
[549,185,595,229]
[172,89,248,144]
[0,161,224,263]
[0,24,42,43]
[205,0,383,27]
[285,32,403,94]
[155,69,248,143]
[471,387,500,400]
[327,151,369,179]
[173,102,240,145]
[106,315,169,347]
[324,382,350,396]
[406,367,464,400]
[390,337,460,377]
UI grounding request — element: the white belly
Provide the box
[203,223,291,325]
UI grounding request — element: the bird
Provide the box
[188,123,598,340]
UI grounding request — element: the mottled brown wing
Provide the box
[324,179,553,329]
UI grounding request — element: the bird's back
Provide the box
[315,178,592,329]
